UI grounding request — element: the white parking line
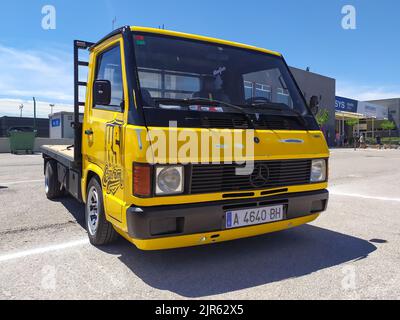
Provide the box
[0,239,89,263]
[330,191,400,203]
[1,179,43,186]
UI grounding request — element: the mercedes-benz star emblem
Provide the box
[249,164,270,188]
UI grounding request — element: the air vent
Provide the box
[254,116,292,130]
[201,116,249,129]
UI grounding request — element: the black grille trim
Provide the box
[190,160,312,194]
[199,115,304,130]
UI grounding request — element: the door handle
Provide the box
[85,129,93,136]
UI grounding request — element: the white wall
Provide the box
[358,102,389,120]
[0,138,73,153]
[49,112,83,139]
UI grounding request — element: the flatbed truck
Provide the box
[41,26,329,250]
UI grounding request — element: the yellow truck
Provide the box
[41,26,329,251]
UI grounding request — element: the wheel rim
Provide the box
[87,186,100,236]
[45,164,50,194]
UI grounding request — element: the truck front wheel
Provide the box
[85,177,118,246]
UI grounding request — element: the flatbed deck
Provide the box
[41,145,75,168]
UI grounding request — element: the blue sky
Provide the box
[0,0,399,117]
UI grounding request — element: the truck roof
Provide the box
[90,25,282,58]
[131,26,282,57]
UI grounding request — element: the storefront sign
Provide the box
[335,96,358,113]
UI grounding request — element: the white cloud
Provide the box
[0,43,88,117]
[337,80,400,101]
[0,98,73,118]
[0,44,78,104]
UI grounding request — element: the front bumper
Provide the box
[126,189,329,244]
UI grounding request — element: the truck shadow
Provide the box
[100,225,376,298]
[57,197,86,229]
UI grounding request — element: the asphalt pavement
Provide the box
[0,149,399,300]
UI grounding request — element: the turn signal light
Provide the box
[133,164,151,197]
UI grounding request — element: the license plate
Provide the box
[226,205,284,229]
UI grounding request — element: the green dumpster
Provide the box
[8,127,37,154]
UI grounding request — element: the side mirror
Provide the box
[309,96,319,115]
[93,80,111,106]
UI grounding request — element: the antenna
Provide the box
[112,16,117,30]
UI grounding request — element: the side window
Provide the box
[94,45,124,111]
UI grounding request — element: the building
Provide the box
[290,67,336,147]
[335,96,390,145]
[367,98,400,136]
[0,116,49,138]
[49,112,83,139]
[229,65,337,146]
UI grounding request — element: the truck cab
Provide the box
[42,26,329,251]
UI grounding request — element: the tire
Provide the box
[45,160,62,200]
[85,177,118,246]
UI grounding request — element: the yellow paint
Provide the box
[78,28,329,251]
[123,125,329,207]
[82,36,128,223]
[116,214,320,251]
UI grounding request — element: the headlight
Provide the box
[155,166,184,195]
[311,159,327,182]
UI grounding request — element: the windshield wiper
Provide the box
[249,102,308,127]
[154,97,256,129]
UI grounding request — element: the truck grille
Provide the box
[201,115,304,130]
[190,160,312,194]
[199,115,302,130]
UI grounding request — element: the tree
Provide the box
[345,118,359,128]
[381,120,396,146]
[316,109,329,128]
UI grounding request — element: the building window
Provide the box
[255,83,272,99]
[244,81,254,100]
[138,68,201,101]
[277,87,292,106]
[243,80,272,101]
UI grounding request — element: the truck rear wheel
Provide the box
[85,177,118,246]
[45,160,63,200]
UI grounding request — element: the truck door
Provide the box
[84,39,128,223]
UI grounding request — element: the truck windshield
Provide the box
[133,33,309,116]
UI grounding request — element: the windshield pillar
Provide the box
[122,27,147,126]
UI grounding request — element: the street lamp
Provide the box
[19,104,24,118]
[49,104,55,115]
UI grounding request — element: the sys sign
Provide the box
[335,96,358,113]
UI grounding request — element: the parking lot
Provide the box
[0,149,399,300]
